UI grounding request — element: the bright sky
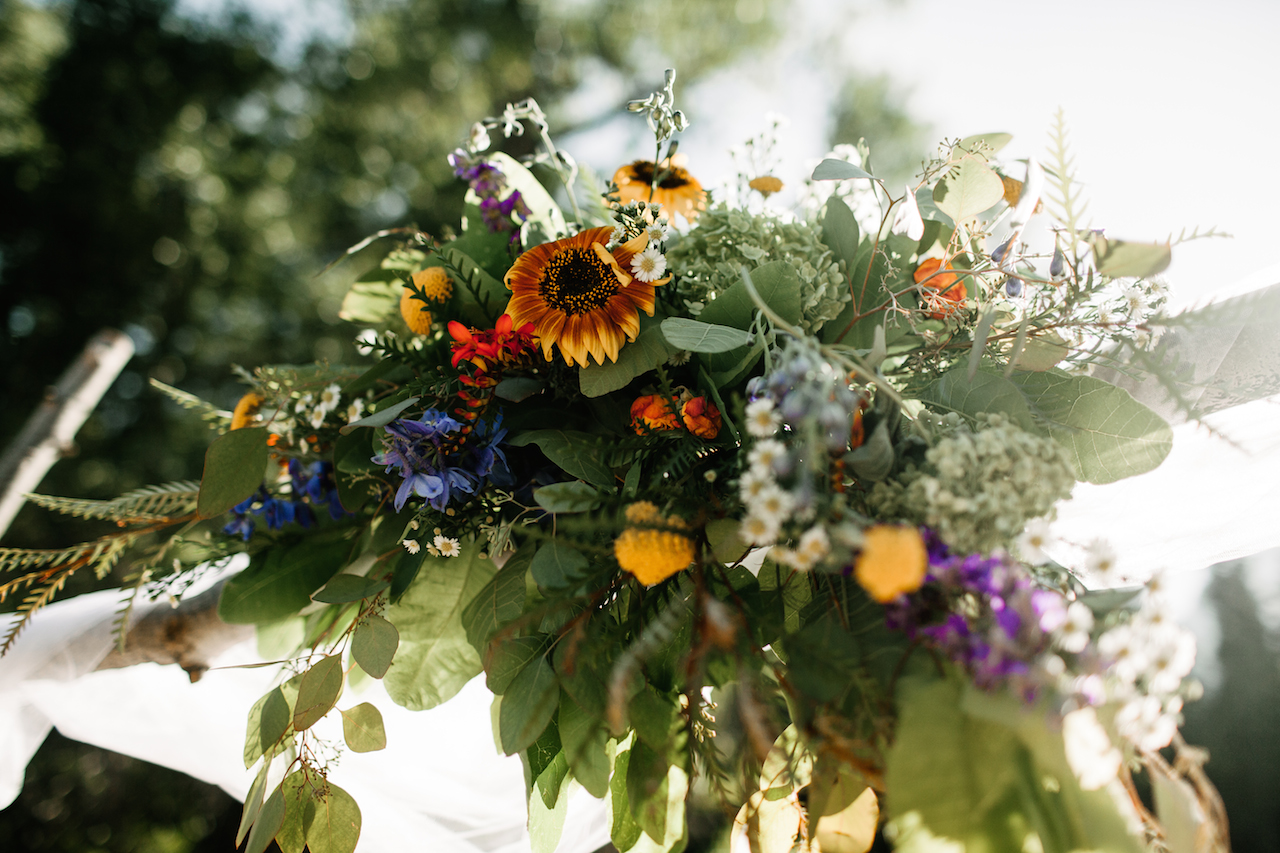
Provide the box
[672,0,1280,310]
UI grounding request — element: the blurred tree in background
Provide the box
[0,0,777,560]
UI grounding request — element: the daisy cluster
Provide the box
[736,344,867,570]
[607,200,670,284]
[294,383,346,431]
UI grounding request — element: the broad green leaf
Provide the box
[1014,331,1070,371]
[244,782,286,853]
[304,781,362,853]
[219,531,351,624]
[610,743,644,852]
[197,427,268,518]
[629,686,676,756]
[822,196,861,269]
[294,655,344,731]
[485,635,542,694]
[626,741,688,848]
[933,157,1005,223]
[312,573,388,604]
[531,542,590,589]
[808,753,869,821]
[487,151,567,245]
[383,541,496,709]
[659,317,752,353]
[923,366,1037,432]
[579,322,678,398]
[698,260,804,331]
[243,685,291,768]
[338,280,399,324]
[535,748,570,811]
[533,480,602,514]
[461,540,531,650]
[350,614,399,679]
[843,419,894,482]
[494,377,545,402]
[529,757,570,853]
[508,429,615,487]
[812,158,875,181]
[274,771,309,853]
[499,655,559,755]
[340,702,387,753]
[1009,371,1173,483]
[337,396,420,435]
[1092,236,1172,278]
[236,760,270,846]
[559,694,612,797]
[438,243,509,328]
[782,612,861,704]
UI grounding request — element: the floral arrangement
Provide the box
[1,71,1227,853]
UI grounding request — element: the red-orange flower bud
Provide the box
[630,395,680,434]
[913,257,967,320]
[680,396,721,440]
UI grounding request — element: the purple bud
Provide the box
[1005,277,1023,298]
[1050,246,1066,278]
[991,237,1012,265]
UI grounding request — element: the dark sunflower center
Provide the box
[539,247,617,315]
[629,161,691,191]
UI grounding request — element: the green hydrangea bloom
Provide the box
[866,413,1076,555]
[668,203,849,334]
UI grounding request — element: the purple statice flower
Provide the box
[883,530,1077,703]
[450,154,530,236]
[372,409,510,512]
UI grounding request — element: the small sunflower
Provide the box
[613,159,706,221]
[503,227,668,366]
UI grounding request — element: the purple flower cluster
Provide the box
[450,155,530,236]
[223,461,347,541]
[884,530,1074,701]
[372,409,512,512]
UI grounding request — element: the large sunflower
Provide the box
[503,227,667,367]
[613,159,706,221]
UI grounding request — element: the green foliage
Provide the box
[293,654,345,731]
[218,530,352,624]
[579,322,680,398]
[196,427,269,519]
[508,429,618,487]
[932,155,1005,223]
[351,614,399,678]
[340,702,388,753]
[659,318,753,353]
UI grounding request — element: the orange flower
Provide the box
[680,396,721,439]
[230,393,264,430]
[913,257,967,320]
[854,525,928,603]
[613,159,706,221]
[631,394,680,433]
[504,227,666,367]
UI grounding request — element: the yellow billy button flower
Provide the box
[399,267,454,335]
[853,525,928,603]
[615,501,695,586]
[230,392,264,430]
[748,175,784,197]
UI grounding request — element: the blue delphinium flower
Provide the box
[373,409,512,512]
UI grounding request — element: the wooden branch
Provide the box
[95,580,254,682]
[0,328,135,538]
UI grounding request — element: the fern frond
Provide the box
[0,539,115,577]
[1167,225,1233,246]
[1045,109,1088,246]
[150,379,231,425]
[1,573,72,655]
[25,480,201,523]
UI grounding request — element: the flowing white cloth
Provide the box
[0,583,610,853]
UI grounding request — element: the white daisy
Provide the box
[740,513,780,547]
[319,383,342,411]
[630,246,667,282]
[747,439,786,476]
[744,398,781,438]
[646,217,669,243]
[1115,695,1177,752]
[346,399,365,423]
[308,407,327,430]
[1055,601,1095,654]
[1145,628,1196,695]
[294,393,314,414]
[1098,624,1148,685]
[1084,539,1121,586]
[750,485,794,526]
[433,534,461,558]
[402,538,421,555]
[738,468,773,501]
[1015,517,1053,565]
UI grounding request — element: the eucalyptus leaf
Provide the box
[293,654,344,731]
[383,540,496,710]
[812,158,875,181]
[933,157,1005,223]
[659,317,752,353]
[338,396,420,435]
[494,377,545,402]
[958,132,1013,154]
[304,781,362,853]
[340,702,387,753]
[533,480,603,514]
[822,196,861,269]
[312,573,388,604]
[461,540,531,651]
[220,531,351,624]
[236,760,270,846]
[923,366,1037,433]
[244,783,286,853]
[243,685,291,768]
[529,758,570,853]
[350,614,399,679]
[559,694,612,797]
[197,427,268,519]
